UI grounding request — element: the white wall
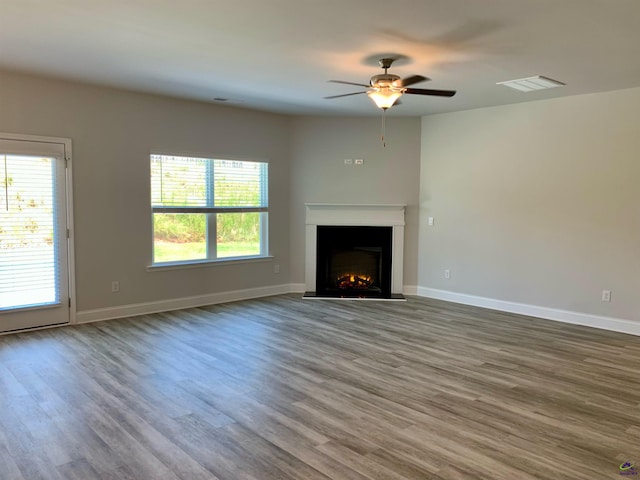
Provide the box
[419,87,640,329]
[289,116,422,290]
[0,71,292,315]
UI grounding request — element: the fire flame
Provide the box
[336,273,373,289]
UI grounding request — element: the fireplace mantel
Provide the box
[305,204,405,296]
[305,204,406,227]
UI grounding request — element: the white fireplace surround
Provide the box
[305,204,405,295]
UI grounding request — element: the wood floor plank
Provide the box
[1,294,639,479]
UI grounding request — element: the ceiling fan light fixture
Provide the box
[367,88,404,110]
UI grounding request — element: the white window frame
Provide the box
[149,152,269,268]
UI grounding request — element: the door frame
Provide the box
[0,132,76,330]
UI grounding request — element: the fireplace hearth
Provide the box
[304,204,406,301]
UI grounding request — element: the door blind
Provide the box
[0,154,59,310]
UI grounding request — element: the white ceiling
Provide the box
[2,0,640,116]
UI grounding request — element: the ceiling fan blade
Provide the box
[328,80,370,88]
[401,75,430,87]
[324,91,367,99]
[405,87,457,97]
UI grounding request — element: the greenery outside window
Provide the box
[151,154,268,265]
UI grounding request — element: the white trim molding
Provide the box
[418,287,640,337]
[402,285,419,296]
[57,283,640,338]
[76,284,294,324]
[304,204,406,295]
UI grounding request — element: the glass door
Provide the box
[0,136,71,332]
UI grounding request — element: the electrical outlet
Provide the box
[111,281,120,293]
[354,158,364,165]
[344,159,353,165]
[444,269,451,279]
[601,290,611,302]
[274,264,280,274]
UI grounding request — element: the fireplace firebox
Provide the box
[315,226,392,298]
[304,204,406,301]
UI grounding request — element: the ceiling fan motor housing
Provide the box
[369,73,404,89]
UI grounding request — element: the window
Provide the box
[151,154,268,265]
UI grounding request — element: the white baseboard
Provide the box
[417,287,640,337]
[77,283,416,324]
[290,283,307,293]
[76,283,640,337]
[403,285,418,296]
[76,284,295,324]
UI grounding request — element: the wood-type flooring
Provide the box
[1,294,639,479]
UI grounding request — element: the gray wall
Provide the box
[288,116,422,289]
[419,87,640,322]
[0,71,292,312]
[4,68,637,328]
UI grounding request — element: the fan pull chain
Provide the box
[381,111,387,148]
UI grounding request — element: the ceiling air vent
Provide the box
[497,76,565,92]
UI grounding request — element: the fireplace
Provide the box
[304,204,405,300]
[316,226,392,298]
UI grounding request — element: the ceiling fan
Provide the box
[325,57,456,110]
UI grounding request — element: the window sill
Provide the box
[147,255,274,272]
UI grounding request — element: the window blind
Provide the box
[0,155,59,309]
[151,155,268,211]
